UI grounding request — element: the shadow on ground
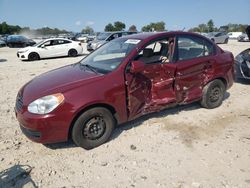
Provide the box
[235,78,250,85]
[0,59,7,63]
[0,165,37,188]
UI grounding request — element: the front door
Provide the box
[125,37,177,119]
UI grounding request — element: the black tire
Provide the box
[200,79,226,109]
[68,49,78,57]
[72,107,115,149]
[211,38,215,42]
[28,52,40,61]
[224,38,229,44]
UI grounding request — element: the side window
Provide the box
[136,38,174,64]
[51,40,59,46]
[43,40,52,47]
[177,36,214,61]
[57,40,71,45]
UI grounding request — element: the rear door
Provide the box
[125,37,177,119]
[174,35,216,103]
[55,40,71,56]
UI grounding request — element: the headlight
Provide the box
[28,93,64,114]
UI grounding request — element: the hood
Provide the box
[18,46,32,52]
[21,63,103,103]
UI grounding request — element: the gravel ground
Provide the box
[0,40,250,188]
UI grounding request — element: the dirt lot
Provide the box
[0,41,250,188]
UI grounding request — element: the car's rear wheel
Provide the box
[72,107,115,149]
[28,52,40,61]
[224,38,229,44]
[200,79,226,109]
[68,49,78,57]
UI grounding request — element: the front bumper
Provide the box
[234,61,250,80]
[17,52,29,60]
[15,109,71,144]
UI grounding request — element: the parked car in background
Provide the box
[15,32,234,149]
[17,38,83,61]
[87,35,96,42]
[0,39,7,47]
[235,48,250,80]
[227,32,243,39]
[6,35,36,48]
[237,33,250,42]
[87,31,137,51]
[74,33,89,43]
[206,32,229,44]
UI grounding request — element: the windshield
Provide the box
[80,38,141,73]
[96,33,111,40]
[33,40,45,47]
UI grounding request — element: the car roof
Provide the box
[45,38,73,41]
[121,31,206,40]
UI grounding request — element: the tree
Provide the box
[81,26,94,34]
[141,21,166,32]
[207,19,214,32]
[114,21,126,31]
[128,25,137,32]
[104,21,126,31]
[104,23,115,31]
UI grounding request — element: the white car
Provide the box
[17,38,83,61]
[227,32,243,39]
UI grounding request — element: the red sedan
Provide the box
[15,32,234,149]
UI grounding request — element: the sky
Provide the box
[0,0,249,32]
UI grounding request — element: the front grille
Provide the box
[15,93,23,111]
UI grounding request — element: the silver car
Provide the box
[87,31,137,51]
[206,32,229,44]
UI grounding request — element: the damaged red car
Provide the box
[15,32,234,149]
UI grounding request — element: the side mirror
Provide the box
[130,60,145,74]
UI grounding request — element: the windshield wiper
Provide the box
[80,64,98,74]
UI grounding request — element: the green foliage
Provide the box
[0,22,70,35]
[189,19,248,33]
[104,21,126,31]
[0,22,21,34]
[141,21,166,32]
[226,23,248,32]
[114,21,126,31]
[81,26,94,34]
[207,19,214,32]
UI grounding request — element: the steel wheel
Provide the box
[83,116,106,140]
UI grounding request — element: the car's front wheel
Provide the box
[68,49,78,57]
[28,52,40,61]
[72,107,115,149]
[200,79,226,109]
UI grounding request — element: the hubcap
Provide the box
[209,86,221,102]
[83,116,106,140]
